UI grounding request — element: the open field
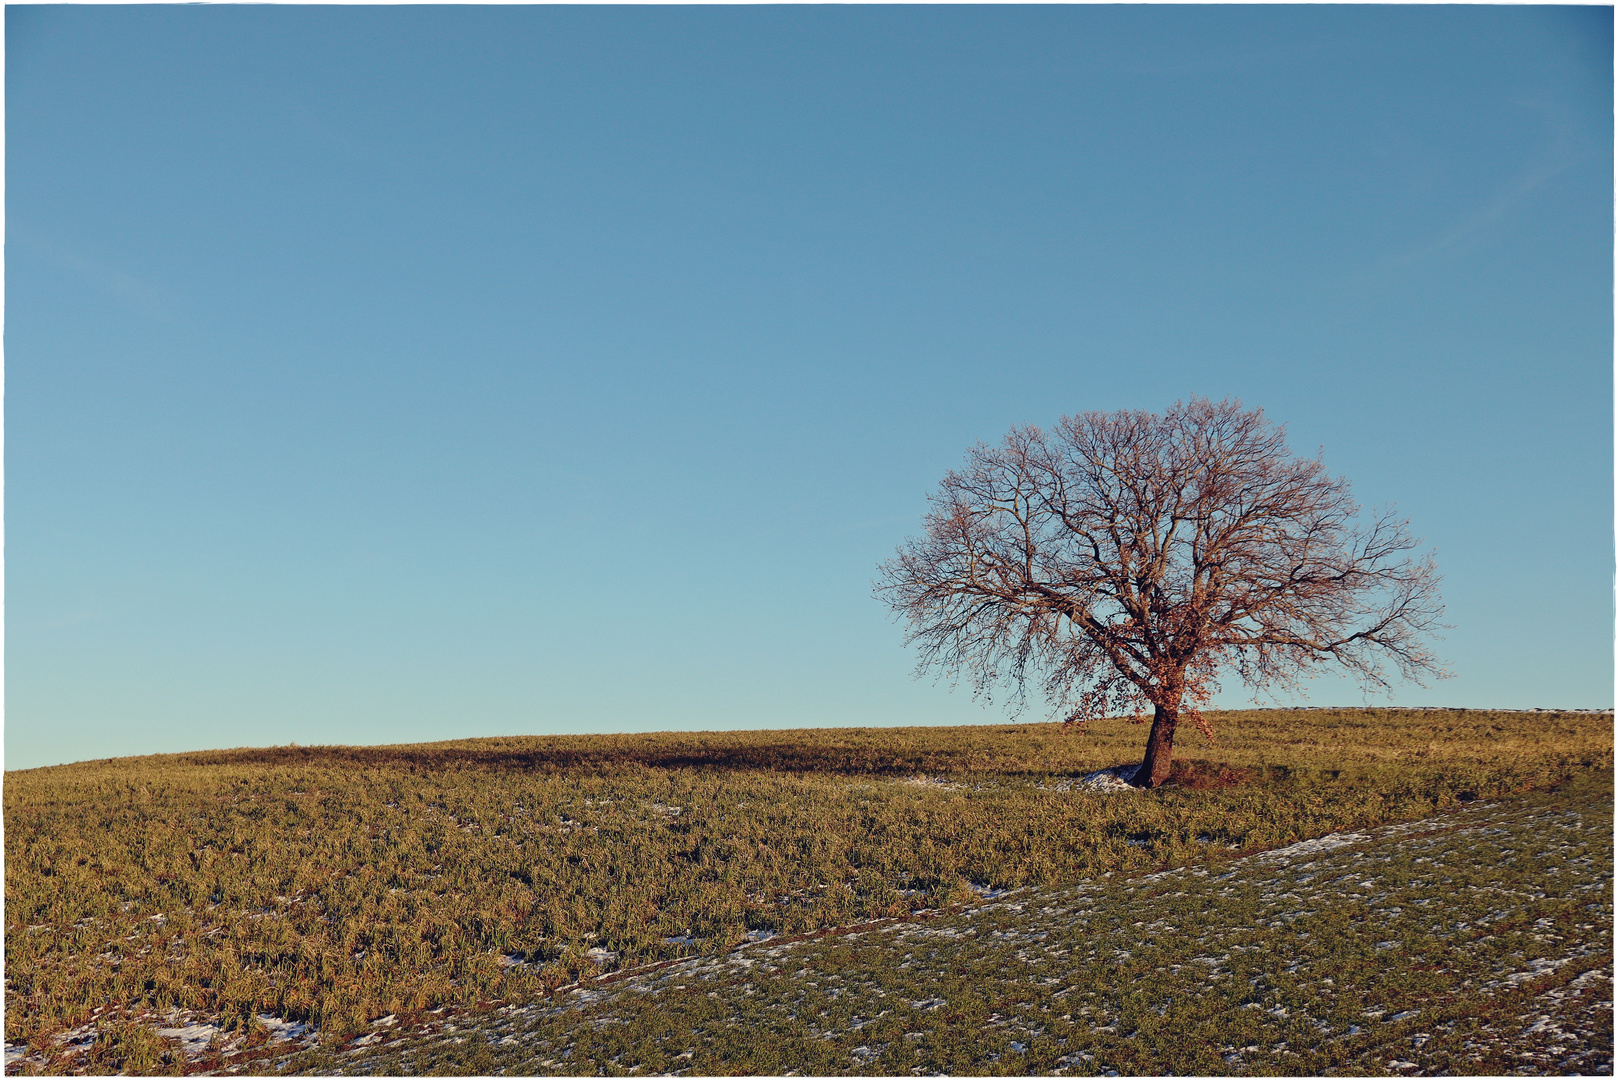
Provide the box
[231,773,1615,1076]
[5,708,1612,1074]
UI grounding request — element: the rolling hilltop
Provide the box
[5,708,1611,1074]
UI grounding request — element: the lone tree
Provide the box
[877,398,1445,788]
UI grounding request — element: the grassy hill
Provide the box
[244,774,1615,1077]
[5,708,1611,1074]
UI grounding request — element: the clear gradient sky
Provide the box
[7,5,1613,770]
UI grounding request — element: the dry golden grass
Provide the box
[5,707,1610,1068]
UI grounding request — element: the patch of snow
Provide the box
[1488,956,1573,990]
[257,1015,313,1044]
[897,774,963,790]
[1252,832,1370,863]
[1075,765,1140,792]
[52,1024,99,1050]
[154,1018,225,1059]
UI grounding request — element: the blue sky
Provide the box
[7,5,1612,770]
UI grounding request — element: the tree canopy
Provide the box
[877,398,1446,787]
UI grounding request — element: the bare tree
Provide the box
[877,398,1446,788]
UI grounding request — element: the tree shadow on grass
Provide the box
[139,742,1277,789]
[151,740,1022,779]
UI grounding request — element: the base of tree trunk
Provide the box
[1132,705,1178,788]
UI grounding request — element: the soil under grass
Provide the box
[4,708,1611,1075]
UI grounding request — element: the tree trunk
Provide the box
[1133,702,1178,788]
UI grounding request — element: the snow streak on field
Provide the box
[231,783,1612,1077]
